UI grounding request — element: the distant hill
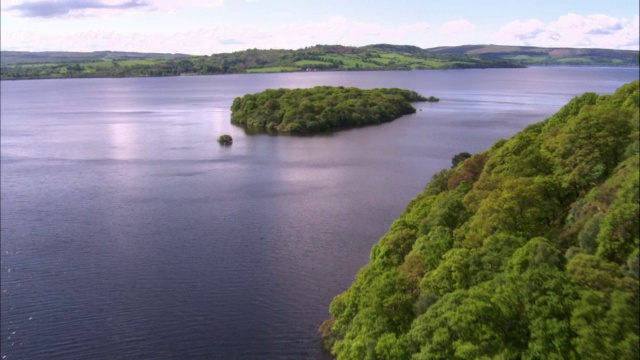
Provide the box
[1,44,637,80]
[425,44,639,66]
[0,50,190,65]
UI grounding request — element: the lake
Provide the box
[1,67,637,359]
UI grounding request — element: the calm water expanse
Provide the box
[1,67,638,359]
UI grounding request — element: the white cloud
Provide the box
[493,14,639,50]
[0,15,431,54]
[439,19,476,36]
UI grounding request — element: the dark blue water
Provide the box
[1,68,638,359]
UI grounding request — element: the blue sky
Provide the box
[1,0,638,54]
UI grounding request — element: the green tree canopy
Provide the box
[230,86,434,134]
[322,81,640,360]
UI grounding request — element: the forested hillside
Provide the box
[231,86,436,134]
[425,45,639,66]
[320,81,640,359]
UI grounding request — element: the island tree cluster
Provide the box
[230,86,435,134]
[320,81,640,359]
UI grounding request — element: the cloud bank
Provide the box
[1,3,637,54]
[0,16,432,54]
[3,0,223,17]
[6,0,147,17]
[493,14,639,50]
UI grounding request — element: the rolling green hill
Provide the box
[0,50,190,65]
[425,44,639,66]
[320,80,640,359]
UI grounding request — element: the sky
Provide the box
[1,0,638,55]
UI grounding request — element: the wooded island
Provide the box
[230,86,436,134]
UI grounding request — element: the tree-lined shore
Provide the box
[3,44,637,81]
[321,80,640,359]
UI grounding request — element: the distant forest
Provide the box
[320,80,640,359]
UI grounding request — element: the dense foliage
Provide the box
[320,81,640,359]
[230,86,434,134]
[0,44,522,80]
